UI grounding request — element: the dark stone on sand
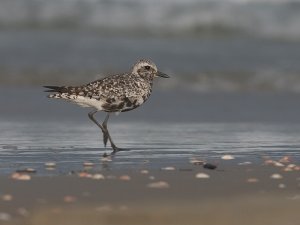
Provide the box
[203,163,217,170]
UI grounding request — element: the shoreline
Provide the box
[0,159,299,225]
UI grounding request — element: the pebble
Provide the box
[195,173,210,179]
[0,212,11,221]
[16,168,36,173]
[119,175,131,181]
[147,181,170,189]
[11,173,31,181]
[161,166,176,171]
[149,176,155,180]
[203,163,217,170]
[221,155,235,160]
[2,194,13,201]
[270,173,283,179]
[247,178,259,183]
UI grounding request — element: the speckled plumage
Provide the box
[45,59,162,112]
[44,59,169,154]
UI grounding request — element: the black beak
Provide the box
[156,71,170,78]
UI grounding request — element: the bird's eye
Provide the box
[144,66,151,70]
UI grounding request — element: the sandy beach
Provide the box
[0,155,299,225]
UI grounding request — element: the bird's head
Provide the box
[131,59,169,79]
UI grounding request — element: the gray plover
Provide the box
[44,59,169,154]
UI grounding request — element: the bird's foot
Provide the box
[111,145,129,154]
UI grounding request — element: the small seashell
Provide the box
[287,164,296,168]
[11,173,31,181]
[147,181,170,189]
[247,178,259,183]
[17,208,29,217]
[83,161,94,167]
[0,212,11,221]
[264,159,275,165]
[63,195,77,203]
[203,163,217,170]
[140,170,149,174]
[119,175,131,181]
[294,166,300,171]
[238,161,252,165]
[149,176,155,180]
[283,167,293,172]
[288,195,300,200]
[278,183,286,189]
[45,162,56,167]
[101,156,112,162]
[221,155,235,160]
[270,173,283,179]
[92,174,105,180]
[273,162,285,167]
[2,194,13,201]
[279,156,291,163]
[78,172,92,178]
[195,173,210,179]
[161,166,176,171]
[189,158,205,165]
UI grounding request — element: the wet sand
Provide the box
[0,158,299,225]
[0,89,300,224]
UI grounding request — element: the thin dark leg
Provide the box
[102,113,122,153]
[88,110,121,153]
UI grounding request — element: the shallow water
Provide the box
[1,121,300,175]
[1,88,300,175]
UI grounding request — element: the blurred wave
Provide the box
[1,30,300,92]
[1,0,300,92]
[1,0,300,39]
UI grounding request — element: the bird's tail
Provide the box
[43,85,70,99]
[44,86,67,93]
